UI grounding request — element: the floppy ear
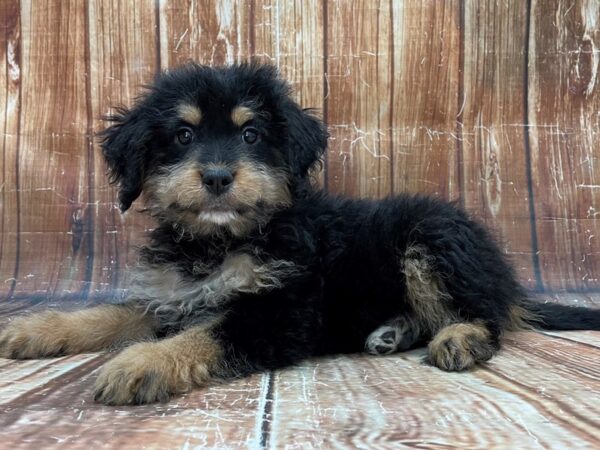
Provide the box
[99,107,152,212]
[284,103,328,178]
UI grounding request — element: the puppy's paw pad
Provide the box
[379,330,397,343]
[365,326,400,355]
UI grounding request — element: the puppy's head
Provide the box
[100,63,327,237]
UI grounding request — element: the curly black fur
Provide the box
[99,62,600,378]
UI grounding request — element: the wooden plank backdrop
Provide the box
[0,0,599,301]
[0,295,599,449]
[1,4,600,448]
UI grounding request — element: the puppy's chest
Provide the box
[129,242,301,319]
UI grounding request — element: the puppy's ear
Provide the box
[284,103,328,178]
[99,107,151,212]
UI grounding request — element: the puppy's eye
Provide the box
[176,127,194,145]
[242,128,259,145]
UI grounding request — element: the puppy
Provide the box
[1,63,599,405]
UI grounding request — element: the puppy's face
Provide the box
[100,64,327,237]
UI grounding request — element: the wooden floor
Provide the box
[1,295,599,450]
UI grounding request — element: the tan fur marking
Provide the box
[146,161,202,208]
[233,160,291,209]
[94,324,223,405]
[0,304,156,359]
[428,321,495,371]
[177,103,202,125]
[134,253,297,323]
[402,245,454,333]
[212,253,293,292]
[231,105,255,126]
[506,304,538,331]
[144,159,290,238]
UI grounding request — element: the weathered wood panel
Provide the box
[0,364,269,449]
[10,0,91,299]
[0,0,21,300]
[0,0,599,299]
[270,337,600,449]
[325,0,393,197]
[158,0,252,68]
[528,0,600,290]
[390,0,461,200]
[87,0,158,300]
[1,299,598,450]
[461,1,538,289]
[253,0,324,107]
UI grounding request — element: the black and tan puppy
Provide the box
[1,63,599,405]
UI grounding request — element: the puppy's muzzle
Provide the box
[202,168,234,196]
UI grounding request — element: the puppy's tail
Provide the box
[512,299,600,331]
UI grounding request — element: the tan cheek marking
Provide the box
[145,162,205,207]
[177,103,202,126]
[231,105,255,126]
[233,162,291,207]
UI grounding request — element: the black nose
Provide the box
[202,169,234,195]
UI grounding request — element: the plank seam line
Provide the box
[322,0,329,192]
[155,0,162,71]
[523,0,544,292]
[537,331,600,350]
[83,0,95,301]
[258,371,275,449]
[456,0,465,207]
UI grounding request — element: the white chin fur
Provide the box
[198,210,238,225]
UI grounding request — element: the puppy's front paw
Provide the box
[93,342,204,405]
[0,312,68,359]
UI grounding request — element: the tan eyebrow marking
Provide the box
[231,105,255,126]
[177,103,202,126]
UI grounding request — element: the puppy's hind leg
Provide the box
[401,244,501,371]
[365,315,422,355]
[0,302,157,359]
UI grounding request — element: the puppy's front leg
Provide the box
[0,303,156,359]
[93,324,222,405]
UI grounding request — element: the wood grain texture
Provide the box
[87,0,158,300]
[0,294,598,449]
[460,1,538,288]
[390,0,461,200]
[0,0,599,299]
[270,340,599,449]
[253,0,324,106]
[11,0,91,299]
[158,0,253,68]
[0,0,21,300]
[325,0,393,197]
[528,0,600,291]
[0,362,269,449]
